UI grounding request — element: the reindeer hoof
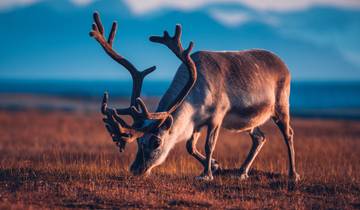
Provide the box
[289,172,301,182]
[211,160,221,174]
[195,174,214,181]
[239,173,249,180]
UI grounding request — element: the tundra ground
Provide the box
[0,110,359,209]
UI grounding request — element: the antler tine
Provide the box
[141,66,157,78]
[130,98,170,121]
[101,92,132,129]
[108,21,117,46]
[93,12,104,35]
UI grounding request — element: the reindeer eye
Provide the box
[122,133,132,138]
[150,135,162,149]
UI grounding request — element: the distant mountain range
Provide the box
[0,0,359,80]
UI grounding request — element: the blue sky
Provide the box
[0,0,359,81]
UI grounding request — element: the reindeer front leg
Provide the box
[195,123,221,181]
[186,131,220,173]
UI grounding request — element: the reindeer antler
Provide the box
[90,12,197,149]
[90,12,155,151]
[90,12,156,106]
[149,24,196,114]
[127,24,197,126]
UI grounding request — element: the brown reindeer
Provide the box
[90,12,300,181]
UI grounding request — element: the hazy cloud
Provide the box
[0,0,40,11]
[0,0,95,11]
[209,9,252,27]
[209,9,280,27]
[124,0,360,14]
[1,0,360,12]
[71,0,94,6]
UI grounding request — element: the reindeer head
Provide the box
[90,12,196,175]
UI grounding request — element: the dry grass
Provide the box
[0,110,359,209]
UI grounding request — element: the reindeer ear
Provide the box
[161,115,173,130]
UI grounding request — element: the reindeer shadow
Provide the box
[214,168,284,180]
[195,168,299,191]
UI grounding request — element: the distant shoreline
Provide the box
[1,93,360,120]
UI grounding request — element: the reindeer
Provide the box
[90,12,300,181]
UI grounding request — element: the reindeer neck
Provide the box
[168,102,196,144]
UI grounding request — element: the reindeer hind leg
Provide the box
[238,127,267,180]
[273,105,300,182]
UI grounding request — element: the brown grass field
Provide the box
[0,110,359,209]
